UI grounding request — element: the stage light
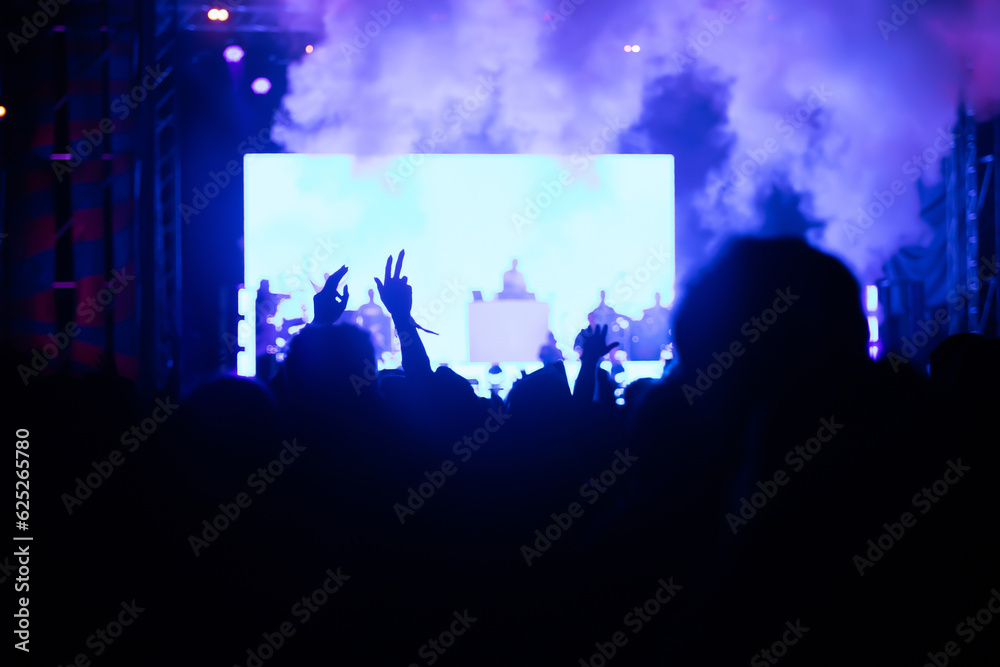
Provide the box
[0,106,6,117]
[251,77,272,95]
[868,345,879,360]
[208,8,219,20]
[223,45,245,63]
[305,44,314,54]
[237,287,251,316]
[867,315,879,343]
[237,351,253,376]
[624,45,632,52]
[217,8,229,21]
[866,284,878,312]
[632,44,641,52]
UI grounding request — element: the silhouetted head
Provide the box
[368,288,375,301]
[672,236,868,393]
[600,289,606,302]
[512,259,519,270]
[284,324,378,422]
[929,333,983,385]
[177,375,280,460]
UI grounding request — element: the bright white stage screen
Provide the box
[240,154,674,376]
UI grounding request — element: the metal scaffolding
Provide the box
[945,106,999,338]
[138,0,183,395]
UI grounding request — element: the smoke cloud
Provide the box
[273,0,1000,283]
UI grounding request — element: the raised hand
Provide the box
[312,265,350,325]
[579,324,619,361]
[373,250,412,320]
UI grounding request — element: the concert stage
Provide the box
[239,154,675,378]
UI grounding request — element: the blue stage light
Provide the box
[251,77,272,95]
[223,45,245,63]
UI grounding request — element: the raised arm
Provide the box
[374,250,433,381]
[573,324,618,404]
[311,265,350,326]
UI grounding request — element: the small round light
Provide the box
[223,44,244,63]
[251,77,272,95]
[0,106,6,117]
[624,45,632,52]
[217,8,229,21]
[207,8,219,20]
[305,44,314,54]
[632,44,640,52]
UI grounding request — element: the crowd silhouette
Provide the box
[9,237,1000,665]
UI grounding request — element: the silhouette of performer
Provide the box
[498,259,534,299]
[349,289,393,357]
[575,291,628,356]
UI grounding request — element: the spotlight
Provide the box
[305,44,314,54]
[867,315,879,343]
[223,44,245,63]
[208,8,219,20]
[217,8,229,21]
[866,284,879,312]
[251,77,272,95]
[632,44,640,52]
[624,45,632,52]
[0,106,6,118]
